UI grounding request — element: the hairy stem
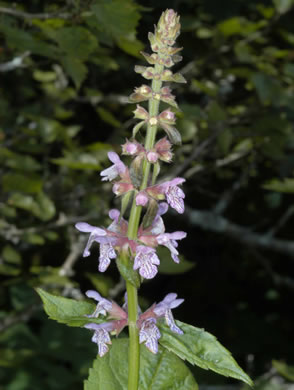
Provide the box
[126,63,163,390]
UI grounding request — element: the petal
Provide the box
[86,290,103,301]
[75,223,105,235]
[100,165,118,182]
[98,243,116,272]
[165,309,183,334]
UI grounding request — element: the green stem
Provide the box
[126,64,163,390]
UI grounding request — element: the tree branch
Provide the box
[186,206,294,257]
[0,6,70,20]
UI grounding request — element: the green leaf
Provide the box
[97,107,121,128]
[90,0,141,40]
[84,338,198,390]
[2,245,21,265]
[61,56,88,90]
[2,173,42,194]
[272,360,294,381]
[36,288,103,327]
[263,178,294,193]
[218,17,243,37]
[158,321,253,387]
[51,27,98,61]
[273,0,294,14]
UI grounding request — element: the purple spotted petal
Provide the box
[99,243,116,272]
[165,309,183,334]
[139,318,161,354]
[156,232,186,263]
[165,184,185,214]
[84,323,112,357]
[134,246,160,279]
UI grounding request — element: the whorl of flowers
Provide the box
[76,9,186,356]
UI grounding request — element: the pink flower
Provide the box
[133,245,160,279]
[100,152,127,182]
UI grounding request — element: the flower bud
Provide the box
[136,191,149,206]
[147,151,159,163]
[159,109,176,124]
[133,105,149,120]
[122,140,139,155]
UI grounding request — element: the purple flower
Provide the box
[84,322,113,357]
[85,290,112,318]
[75,221,117,272]
[100,152,126,182]
[156,231,186,263]
[139,318,161,354]
[134,245,160,279]
[153,293,184,334]
[161,178,185,214]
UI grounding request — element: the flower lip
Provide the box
[75,222,106,235]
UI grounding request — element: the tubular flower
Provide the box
[133,245,160,279]
[137,177,185,213]
[156,231,187,263]
[139,318,161,354]
[159,177,185,214]
[84,323,113,357]
[100,152,127,182]
[153,293,184,334]
[84,290,128,357]
[75,210,133,273]
[137,292,184,354]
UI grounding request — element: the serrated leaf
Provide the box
[84,338,198,390]
[36,288,103,327]
[158,321,253,387]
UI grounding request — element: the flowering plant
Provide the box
[37,9,253,390]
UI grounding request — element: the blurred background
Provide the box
[1,0,294,389]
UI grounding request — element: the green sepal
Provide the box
[116,255,140,288]
[36,288,104,327]
[161,71,187,84]
[161,124,182,145]
[142,198,158,229]
[158,321,254,387]
[151,161,160,185]
[84,338,198,390]
[132,120,145,138]
[119,191,133,220]
[140,51,157,65]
